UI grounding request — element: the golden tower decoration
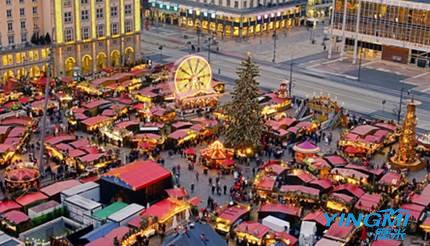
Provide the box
[390,100,424,171]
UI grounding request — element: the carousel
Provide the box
[200,140,235,172]
[171,55,219,110]
[4,162,40,197]
[293,140,320,163]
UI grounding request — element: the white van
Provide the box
[299,221,317,246]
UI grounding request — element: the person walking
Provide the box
[195,172,199,182]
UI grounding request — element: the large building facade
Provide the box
[53,0,141,76]
[143,0,307,38]
[328,0,430,67]
[0,0,51,82]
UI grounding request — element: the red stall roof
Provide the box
[82,99,110,109]
[165,187,188,199]
[371,240,401,246]
[102,160,171,191]
[344,164,384,176]
[303,210,327,226]
[350,125,379,136]
[255,176,276,191]
[324,155,347,167]
[104,226,130,242]
[235,222,270,239]
[172,121,193,129]
[331,168,368,181]
[333,184,365,198]
[0,200,22,213]
[140,198,181,219]
[86,238,112,246]
[325,222,354,242]
[259,203,301,217]
[70,138,91,149]
[217,205,250,223]
[411,184,430,207]
[79,153,105,163]
[379,172,402,187]
[274,231,298,246]
[280,185,320,196]
[309,179,332,190]
[40,180,81,197]
[0,126,10,135]
[0,117,32,126]
[15,192,48,207]
[400,203,425,221]
[2,210,29,224]
[355,193,382,212]
[168,129,191,140]
[45,134,76,145]
[7,127,25,138]
[115,120,139,129]
[81,115,111,126]
[0,144,14,153]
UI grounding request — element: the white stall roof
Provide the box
[61,182,99,197]
[65,195,101,210]
[108,203,145,223]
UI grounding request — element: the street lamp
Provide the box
[272,30,277,63]
[357,43,363,81]
[207,33,215,64]
[196,27,202,52]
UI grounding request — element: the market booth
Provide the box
[279,185,320,205]
[377,171,405,194]
[0,210,31,236]
[292,141,320,163]
[234,221,270,246]
[354,193,383,213]
[323,222,357,245]
[254,175,277,200]
[258,203,302,224]
[303,157,331,177]
[100,160,173,205]
[303,210,328,235]
[215,203,251,234]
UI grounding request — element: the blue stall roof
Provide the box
[80,222,119,242]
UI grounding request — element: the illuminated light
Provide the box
[264,14,268,18]
[271,13,274,17]
[189,9,193,14]
[257,15,261,20]
[203,12,208,17]
[159,3,163,8]
[54,0,64,43]
[196,10,200,16]
[277,12,281,16]
[211,13,215,18]
[174,6,178,11]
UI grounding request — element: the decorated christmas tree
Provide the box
[224,55,264,152]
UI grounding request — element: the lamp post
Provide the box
[397,88,411,124]
[207,33,214,64]
[272,30,277,63]
[289,61,293,97]
[38,29,55,175]
[357,44,363,81]
[196,27,201,52]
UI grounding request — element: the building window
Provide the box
[81,10,89,21]
[19,0,24,3]
[21,21,26,30]
[125,4,132,15]
[8,35,14,45]
[96,8,103,19]
[7,22,13,32]
[6,10,12,18]
[111,23,119,35]
[226,0,230,7]
[5,0,11,5]
[96,0,103,2]
[243,1,247,8]
[65,28,73,42]
[64,12,72,23]
[33,7,37,15]
[97,25,104,37]
[125,20,132,32]
[20,8,25,16]
[250,0,253,7]
[82,26,90,40]
[111,6,118,17]
[21,34,27,43]
[234,1,238,8]
[81,0,88,4]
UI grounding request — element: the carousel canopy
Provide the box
[293,141,320,154]
[102,160,171,191]
[234,222,270,239]
[201,140,234,160]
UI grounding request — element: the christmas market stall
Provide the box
[128,197,191,232]
[324,155,348,168]
[344,163,384,183]
[303,157,331,177]
[253,175,277,200]
[322,222,358,245]
[354,193,383,213]
[330,168,369,185]
[292,141,320,163]
[307,95,345,126]
[4,162,40,198]
[279,185,320,205]
[30,99,59,116]
[399,203,425,232]
[100,160,173,205]
[303,210,328,235]
[167,128,198,146]
[284,169,316,185]
[214,203,251,234]
[99,124,133,147]
[200,140,235,172]
[377,171,406,194]
[260,82,292,117]
[258,203,302,225]
[326,184,365,212]
[0,210,31,236]
[81,115,113,132]
[410,184,430,210]
[234,221,270,246]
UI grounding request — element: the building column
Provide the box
[340,0,348,57]
[92,42,96,75]
[328,0,336,59]
[107,39,111,66]
[352,0,361,64]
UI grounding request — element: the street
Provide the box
[141,24,430,132]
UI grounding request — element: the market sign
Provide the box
[324,208,410,241]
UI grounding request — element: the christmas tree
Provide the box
[224,55,264,151]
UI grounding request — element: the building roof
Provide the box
[325,222,354,242]
[40,180,81,197]
[80,222,118,242]
[303,210,327,227]
[163,222,227,246]
[65,195,101,211]
[61,181,99,197]
[15,192,48,207]
[2,210,29,224]
[102,160,171,191]
[93,202,128,220]
[217,204,250,223]
[28,200,60,214]
[355,193,382,212]
[333,184,365,198]
[235,222,270,239]
[0,230,24,246]
[0,200,21,214]
[371,240,401,246]
[280,185,320,196]
[81,115,111,126]
[108,203,145,223]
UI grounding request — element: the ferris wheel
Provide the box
[174,55,212,95]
